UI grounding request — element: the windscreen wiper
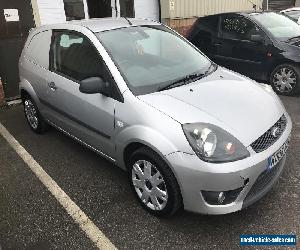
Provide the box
[158,63,216,92]
[158,73,204,92]
[287,35,300,42]
[204,63,216,76]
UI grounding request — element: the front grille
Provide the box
[251,115,287,153]
[244,159,282,202]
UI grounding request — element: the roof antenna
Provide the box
[104,0,133,25]
[121,13,133,26]
[245,0,263,11]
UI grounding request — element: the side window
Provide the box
[50,31,105,82]
[190,16,219,40]
[26,30,52,69]
[189,16,219,52]
[196,16,219,37]
[221,15,260,41]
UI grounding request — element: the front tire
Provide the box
[23,95,48,134]
[270,64,300,96]
[128,147,182,217]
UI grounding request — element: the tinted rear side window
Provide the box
[188,16,219,53]
[189,16,219,39]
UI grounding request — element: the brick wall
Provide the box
[0,78,6,106]
[164,17,197,37]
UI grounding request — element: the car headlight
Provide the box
[182,123,250,163]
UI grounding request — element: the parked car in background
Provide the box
[187,11,300,96]
[19,19,292,217]
[280,7,300,24]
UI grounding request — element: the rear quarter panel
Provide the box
[19,28,52,115]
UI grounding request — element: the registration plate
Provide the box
[267,137,290,170]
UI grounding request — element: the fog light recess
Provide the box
[202,187,244,205]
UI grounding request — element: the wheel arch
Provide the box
[123,142,145,170]
[122,140,174,171]
[19,79,40,105]
[20,89,30,101]
[115,125,181,171]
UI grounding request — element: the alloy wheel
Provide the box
[272,66,297,94]
[24,99,39,130]
[131,160,168,211]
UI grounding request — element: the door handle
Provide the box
[48,82,57,91]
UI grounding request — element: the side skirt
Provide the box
[47,120,116,164]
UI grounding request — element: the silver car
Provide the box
[19,18,292,216]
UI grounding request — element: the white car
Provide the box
[280,7,300,24]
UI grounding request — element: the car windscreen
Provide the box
[251,12,300,41]
[96,25,211,95]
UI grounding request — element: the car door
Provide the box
[213,14,268,79]
[44,30,119,158]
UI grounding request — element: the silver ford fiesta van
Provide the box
[19,18,292,216]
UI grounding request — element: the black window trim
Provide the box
[216,15,222,37]
[49,29,124,103]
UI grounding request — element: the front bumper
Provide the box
[165,115,292,215]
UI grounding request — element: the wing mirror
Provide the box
[250,34,263,43]
[79,77,110,96]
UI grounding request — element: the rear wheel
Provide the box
[270,64,300,96]
[23,95,48,134]
[128,147,182,216]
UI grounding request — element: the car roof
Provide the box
[199,10,276,18]
[69,18,160,32]
[280,7,300,13]
[36,18,160,33]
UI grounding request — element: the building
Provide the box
[161,0,263,36]
[31,0,264,35]
[0,0,295,101]
[267,0,296,10]
[31,0,160,26]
